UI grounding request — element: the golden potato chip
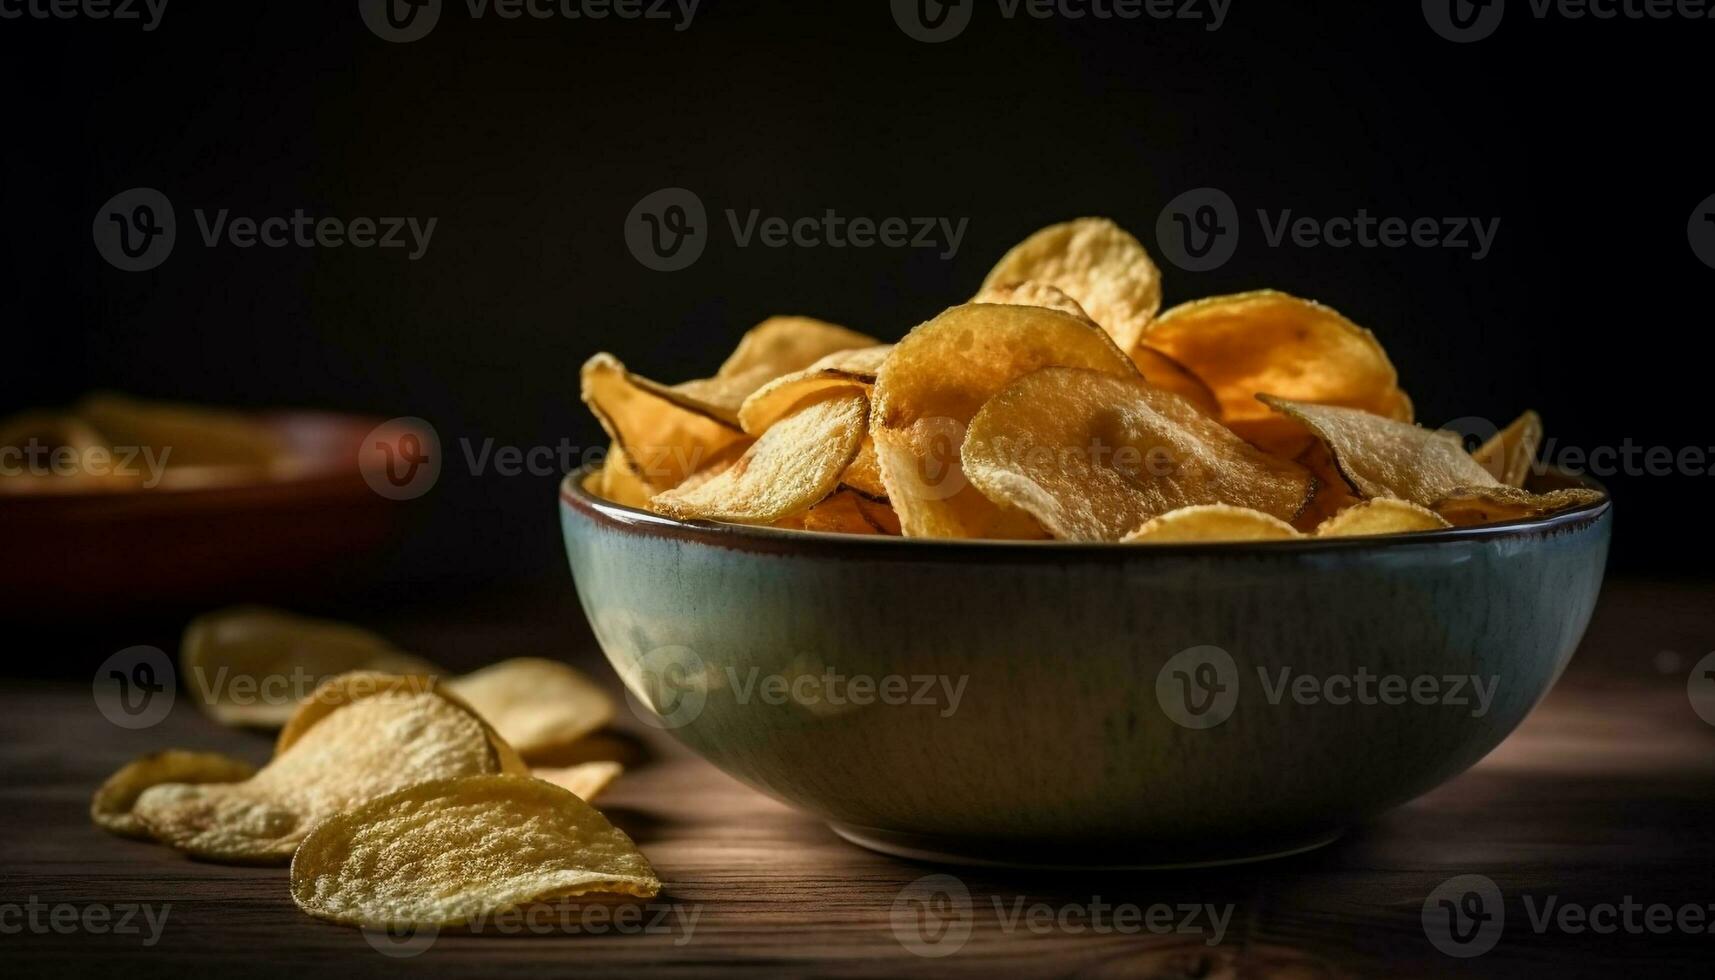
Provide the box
[1473,410,1543,488]
[1123,505,1303,543]
[652,390,868,524]
[76,391,284,471]
[1314,498,1451,537]
[1259,396,1498,507]
[716,316,878,380]
[962,368,1315,541]
[91,750,255,840]
[873,303,1137,538]
[589,443,654,508]
[855,494,903,535]
[531,762,623,802]
[1288,441,1363,531]
[1144,292,1412,454]
[272,671,526,777]
[289,774,660,929]
[799,490,893,534]
[1431,486,1607,526]
[971,280,1092,320]
[1131,345,1222,418]
[737,344,891,435]
[981,218,1163,351]
[182,607,443,730]
[135,690,506,864]
[840,435,888,500]
[445,658,615,761]
[580,353,747,490]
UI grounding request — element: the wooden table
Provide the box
[4,577,1711,978]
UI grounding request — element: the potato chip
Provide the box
[737,345,891,435]
[1314,498,1451,537]
[1144,292,1412,454]
[873,303,1138,538]
[76,391,284,471]
[580,353,747,490]
[1123,505,1303,543]
[971,280,1092,320]
[840,435,888,500]
[652,390,868,524]
[716,316,878,380]
[272,671,525,778]
[182,607,444,729]
[1288,441,1363,531]
[800,489,892,534]
[289,774,660,929]
[91,750,255,840]
[1259,396,1498,507]
[445,658,615,761]
[981,218,1163,351]
[135,689,507,863]
[962,368,1315,541]
[532,762,623,802]
[855,495,903,535]
[1431,486,1607,526]
[1473,410,1543,488]
[590,443,654,508]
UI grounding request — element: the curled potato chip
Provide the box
[445,658,615,761]
[273,671,525,777]
[799,489,893,534]
[136,689,507,864]
[91,750,255,840]
[1431,486,1606,526]
[1289,441,1363,531]
[981,218,1163,351]
[840,435,887,500]
[181,607,444,730]
[289,774,660,929]
[1131,345,1222,419]
[716,316,878,380]
[581,353,746,490]
[1474,410,1543,488]
[652,391,868,524]
[589,444,654,508]
[532,762,623,802]
[1145,292,1412,454]
[1124,505,1303,543]
[873,303,1138,538]
[962,368,1314,541]
[1314,498,1451,537]
[1260,396,1498,507]
[737,345,891,435]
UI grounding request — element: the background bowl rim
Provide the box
[560,464,1611,560]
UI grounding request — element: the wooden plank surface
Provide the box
[2,577,1712,978]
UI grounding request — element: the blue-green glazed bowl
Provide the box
[560,468,1610,868]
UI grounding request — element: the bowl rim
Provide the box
[559,464,1611,560]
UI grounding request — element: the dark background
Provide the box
[3,0,1706,589]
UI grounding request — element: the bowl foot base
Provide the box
[827,822,1344,870]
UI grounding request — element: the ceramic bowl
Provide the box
[560,468,1610,868]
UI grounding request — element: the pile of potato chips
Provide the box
[581,217,1603,542]
[93,608,654,931]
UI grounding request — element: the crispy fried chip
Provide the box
[799,489,892,534]
[272,671,527,776]
[1288,441,1363,531]
[1431,486,1607,526]
[531,762,623,802]
[182,607,444,729]
[289,774,660,929]
[1123,505,1303,543]
[589,444,654,508]
[1132,345,1222,418]
[1314,498,1451,537]
[135,690,507,864]
[1259,396,1498,507]
[1473,410,1543,488]
[716,316,878,380]
[873,303,1138,538]
[981,218,1163,351]
[580,353,746,490]
[962,368,1314,541]
[651,390,868,524]
[1145,291,1412,454]
[445,658,615,761]
[91,750,255,840]
[737,345,891,435]
[840,435,888,500]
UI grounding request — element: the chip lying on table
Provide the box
[579,216,1604,542]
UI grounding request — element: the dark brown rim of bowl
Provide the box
[560,465,1611,560]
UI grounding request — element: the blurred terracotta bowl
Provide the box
[0,412,423,615]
